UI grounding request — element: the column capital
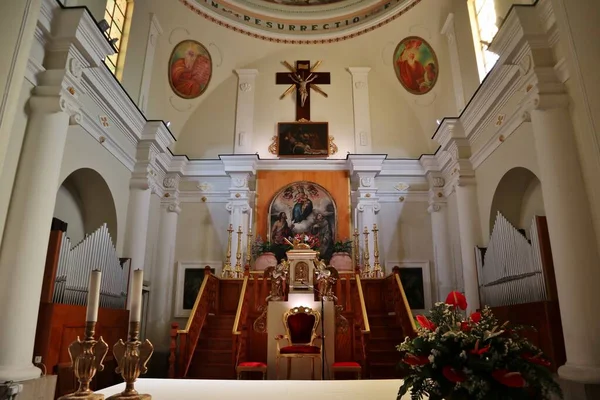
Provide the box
[347,154,386,175]
[142,121,176,154]
[234,69,259,79]
[221,154,258,175]
[130,140,161,192]
[163,198,181,214]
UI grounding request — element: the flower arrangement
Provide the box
[332,238,353,254]
[397,291,562,400]
[290,233,320,250]
[251,235,273,258]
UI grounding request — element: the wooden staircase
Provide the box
[188,314,236,379]
[367,313,404,379]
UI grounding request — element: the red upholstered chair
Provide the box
[236,361,267,379]
[331,361,361,379]
[275,306,322,380]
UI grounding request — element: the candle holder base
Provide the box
[106,393,151,400]
[59,393,106,400]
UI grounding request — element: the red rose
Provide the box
[522,353,551,368]
[470,312,481,323]
[492,369,526,387]
[403,354,430,366]
[445,291,467,310]
[416,315,436,331]
[442,366,467,383]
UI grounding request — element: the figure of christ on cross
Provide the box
[276,60,331,121]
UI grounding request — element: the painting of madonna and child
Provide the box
[268,182,336,261]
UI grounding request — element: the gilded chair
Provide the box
[275,306,322,380]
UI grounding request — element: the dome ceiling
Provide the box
[178,0,423,43]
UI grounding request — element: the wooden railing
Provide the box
[232,272,252,371]
[389,267,417,338]
[168,266,218,378]
[354,274,370,374]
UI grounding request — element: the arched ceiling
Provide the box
[178,0,423,43]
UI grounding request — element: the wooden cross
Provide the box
[276,60,330,121]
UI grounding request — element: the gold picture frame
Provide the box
[274,121,329,157]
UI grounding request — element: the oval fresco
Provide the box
[168,40,212,99]
[393,36,438,95]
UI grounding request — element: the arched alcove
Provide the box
[53,168,118,245]
[489,167,545,237]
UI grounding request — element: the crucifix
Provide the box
[276,60,331,121]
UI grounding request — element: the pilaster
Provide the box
[138,14,163,113]
[347,68,372,153]
[233,69,259,154]
[441,13,466,113]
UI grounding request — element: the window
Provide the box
[104,0,131,77]
[469,0,500,80]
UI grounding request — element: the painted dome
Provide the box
[179,0,423,43]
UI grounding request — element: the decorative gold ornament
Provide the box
[268,136,278,155]
[107,322,153,400]
[371,224,383,278]
[222,224,234,278]
[284,237,311,250]
[329,136,338,155]
[399,196,405,202]
[362,227,371,277]
[246,229,253,268]
[353,228,360,271]
[58,322,108,400]
[234,226,243,278]
[201,196,207,202]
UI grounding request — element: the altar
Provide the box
[97,379,413,400]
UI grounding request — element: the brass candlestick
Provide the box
[246,229,253,267]
[353,228,360,271]
[107,322,153,400]
[58,322,108,400]
[234,226,243,278]
[222,224,234,278]
[362,227,371,278]
[372,224,383,278]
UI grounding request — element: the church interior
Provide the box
[1,0,600,399]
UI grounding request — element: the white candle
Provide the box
[130,269,143,323]
[86,270,101,322]
[354,208,358,230]
[248,208,253,232]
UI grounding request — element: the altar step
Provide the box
[188,314,236,379]
[366,314,403,379]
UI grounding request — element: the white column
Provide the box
[441,14,466,113]
[123,186,152,272]
[233,69,259,154]
[454,180,481,313]
[356,173,380,267]
[528,100,600,383]
[0,78,81,381]
[226,173,251,266]
[347,68,372,153]
[428,181,454,302]
[147,176,180,352]
[138,13,163,114]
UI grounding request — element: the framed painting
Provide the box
[268,181,336,261]
[393,36,438,95]
[175,261,220,318]
[168,40,212,99]
[276,121,329,157]
[385,261,432,314]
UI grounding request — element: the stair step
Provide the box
[197,337,233,350]
[189,362,235,379]
[194,348,233,364]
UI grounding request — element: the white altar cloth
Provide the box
[97,378,414,400]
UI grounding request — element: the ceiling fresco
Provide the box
[179,0,423,43]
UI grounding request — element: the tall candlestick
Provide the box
[130,269,143,323]
[86,270,101,322]
[363,227,371,277]
[248,208,253,232]
[246,229,253,266]
[354,208,358,230]
[234,226,243,278]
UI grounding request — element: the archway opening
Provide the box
[54,168,118,245]
[489,167,544,237]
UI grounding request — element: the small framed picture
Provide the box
[276,121,329,157]
[174,261,220,318]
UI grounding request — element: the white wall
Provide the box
[474,123,540,242]
[58,126,131,253]
[519,178,544,235]
[122,0,461,159]
[54,182,86,244]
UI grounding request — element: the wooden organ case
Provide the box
[34,218,130,398]
[476,214,566,371]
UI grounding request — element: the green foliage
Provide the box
[332,239,353,254]
[251,236,273,258]
[396,302,563,400]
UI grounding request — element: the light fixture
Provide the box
[109,38,119,47]
[97,19,110,33]
[436,119,441,125]
[166,121,171,127]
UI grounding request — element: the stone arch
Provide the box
[54,168,118,245]
[489,167,545,237]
